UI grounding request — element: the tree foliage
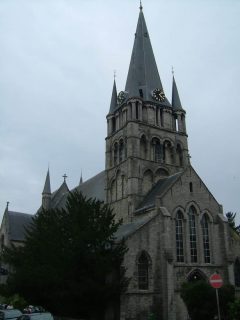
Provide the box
[1,191,128,319]
[180,281,235,320]
[226,212,240,234]
[229,299,240,320]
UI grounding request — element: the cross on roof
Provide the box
[62,174,68,182]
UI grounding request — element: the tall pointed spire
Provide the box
[172,75,183,110]
[108,78,117,114]
[125,7,170,105]
[42,168,51,194]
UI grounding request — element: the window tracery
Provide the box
[201,214,211,263]
[176,211,184,262]
[189,206,198,263]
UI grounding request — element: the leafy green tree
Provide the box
[1,191,128,319]
[180,281,235,320]
[226,212,240,234]
[229,299,240,320]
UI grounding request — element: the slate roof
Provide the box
[114,212,159,242]
[56,170,106,209]
[7,211,33,242]
[136,172,183,211]
[51,181,69,208]
[125,9,170,106]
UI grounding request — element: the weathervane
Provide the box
[62,174,68,182]
[140,0,143,10]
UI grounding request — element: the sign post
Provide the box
[209,273,223,320]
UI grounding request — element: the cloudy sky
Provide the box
[0,0,240,222]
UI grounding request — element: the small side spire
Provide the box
[42,168,51,210]
[79,170,83,185]
[108,77,118,114]
[5,201,9,212]
[42,168,51,194]
[172,74,183,110]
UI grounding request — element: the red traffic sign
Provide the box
[209,273,223,289]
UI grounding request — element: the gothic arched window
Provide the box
[163,140,173,164]
[110,179,116,202]
[113,142,118,166]
[138,252,149,290]
[152,138,161,162]
[140,135,147,159]
[176,211,184,262]
[119,139,124,163]
[189,206,198,263]
[176,144,183,166]
[187,269,206,282]
[201,214,211,263]
[234,258,240,287]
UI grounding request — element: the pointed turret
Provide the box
[125,7,170,105]
[42,169,51,194]
[79,171,83,185]
[42,169,51,210]
[172,75,183,110]
[108,79,117,114]
[4,201,9,214]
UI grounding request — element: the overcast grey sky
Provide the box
[0,0,240,221]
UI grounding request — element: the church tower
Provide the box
[105,6,189,222]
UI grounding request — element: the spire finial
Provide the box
[6,201,9,210]
[62,173,68,182]
[172,66,174,76]
[114,70,116,80]
[139,0,143,11]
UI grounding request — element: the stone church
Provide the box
[1,4,240,320]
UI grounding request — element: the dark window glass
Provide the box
[189,182,193,192]
[189,206,198,262]
[176,211,184,262]
[112,117,116,133]
[119,140,124,162]
[234,259,240,287]
[114,143,118,166]
[201,214,211,263]
[152,138,161,162]
[138,252,149,290]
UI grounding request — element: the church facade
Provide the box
[1,5,240,320]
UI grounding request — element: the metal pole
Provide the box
[216,288,221,320]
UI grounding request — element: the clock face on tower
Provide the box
[117,91,126,104]
[152,88,165,102]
